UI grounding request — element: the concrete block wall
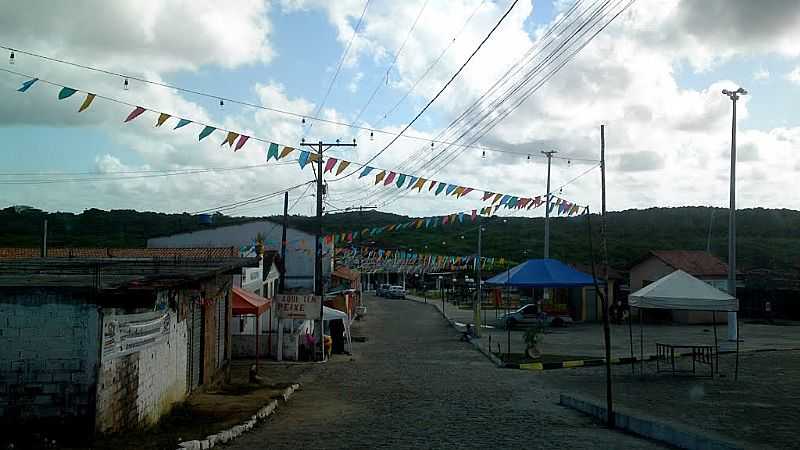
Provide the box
[0,289,99,425]
[94,310,188,433]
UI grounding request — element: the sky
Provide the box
[0,0,798,219]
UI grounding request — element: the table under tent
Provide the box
[628,269,740,379]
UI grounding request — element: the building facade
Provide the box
[147,220,333,291]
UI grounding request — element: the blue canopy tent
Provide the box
[485,258,599,288]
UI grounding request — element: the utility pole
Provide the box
[473,216,482,337]
[722,87,746,342]
[279,191,288,293]
[301,139,356,361]
[706,208,715,253]
[542,150,557,259]
[599,125,614,428]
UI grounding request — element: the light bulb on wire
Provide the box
[123,78,129,90]
[9,51,14,65]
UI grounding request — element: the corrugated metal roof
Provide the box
[650,250,729,277]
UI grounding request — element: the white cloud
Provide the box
[347,72,364,93]
[786,66,800,84]
[753,67,770,81]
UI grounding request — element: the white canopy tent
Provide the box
[629,270,738,311]
[323,306,352,355]
[627,270,740,379]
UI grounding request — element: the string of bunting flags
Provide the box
[334,246,505,274]
[11,71,589,215]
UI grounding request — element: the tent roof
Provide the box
[485,258,597,288]
[232,287,271,316]
[323,305,347,321]
[629,269,738,311]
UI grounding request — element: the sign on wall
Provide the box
[274,294,321,320]
[102,311,171,360]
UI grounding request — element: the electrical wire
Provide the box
[310,0,372,122]
[352,0,429,124]
[330,0,522,181]
[0,43,596,162]
[190,181,314,215]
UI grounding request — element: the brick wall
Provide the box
[94,304,188,433]
[0,289,99,427]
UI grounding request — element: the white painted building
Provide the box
[148,219,333,292]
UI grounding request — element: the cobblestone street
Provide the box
[227,295,661,449]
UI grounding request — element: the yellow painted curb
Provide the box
[519,362,544,370]
[562,360,584,368]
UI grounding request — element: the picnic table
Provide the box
[656,342,716,378]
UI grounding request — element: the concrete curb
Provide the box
[405,295,504,367]
[507,347,800,371]
[559,393,743,450]
[176,383,300,450]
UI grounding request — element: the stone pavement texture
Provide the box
[227,295,662,449]
[417,295,800,359]
[542,350,800,449]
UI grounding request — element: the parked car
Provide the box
[499,304,573,329]
[386,286,406,299]
[376,283,391,297]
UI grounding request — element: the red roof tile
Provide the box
[650,250,729,277]
[0,247,238,259]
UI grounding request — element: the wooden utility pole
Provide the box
[599,124,614,428]
[280,191,288,293]
[541,151,557,259]
[301,139,356,361]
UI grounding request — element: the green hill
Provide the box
[1,206,798,271]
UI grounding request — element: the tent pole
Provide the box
[639,310,644,377]
[735,316,740,380]
[712,311,718,377]
[628,306,635,376]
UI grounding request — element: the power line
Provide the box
[331,0,522,181]
[190,181,314,215]
[310,0,372,122]
[0,43,595,163]
[352,0,429,124]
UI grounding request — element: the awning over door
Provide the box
[231,286,271,316]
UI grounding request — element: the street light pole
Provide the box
[722,87,746,342]
[474,216,482,337]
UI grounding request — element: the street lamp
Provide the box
[722,87,746,342]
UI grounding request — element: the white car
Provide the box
[499,304,573,328]
[386,286,406,299]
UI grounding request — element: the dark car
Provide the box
[376,283,391,297]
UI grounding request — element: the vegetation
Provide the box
[1,205,798,272]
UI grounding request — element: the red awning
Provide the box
[232,287,271,316]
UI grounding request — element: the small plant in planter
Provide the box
[523,323,545,359]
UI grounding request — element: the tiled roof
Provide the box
[650,250,729,277]
[0,247,238,259]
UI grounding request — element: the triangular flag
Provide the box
[445,184,457,195]
[156,112,171,127]
[234,135,249,151]
[429,180,437,191]
[198,125,216,141]
[461,187,474,197]
[482,191,494,201]
[308,153,320,163]
[384,172,397,186]
[458,212,464,223]
[492,193,502,204]
[174,118,192,130]
[435,183,446,196]
[77,93,96,113]
[453,186,465,197]
[336,160,351,175]
[499,194,510,205]
[298,150,310,169]
[279,146,295,159]
[405,176,417,189]
[471,210,477,221]
[222,131,239,147]
[415,219,423,229]
[360,166,374,178]
[17,78,38,92]
[413,178,426,191]
[267,143,280,160]
[57,87,77,100]
[324,157,338,173]
[124,106,147,123]
[375,171,386,185]
[395,174,407,188]
[442,215,449,225]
